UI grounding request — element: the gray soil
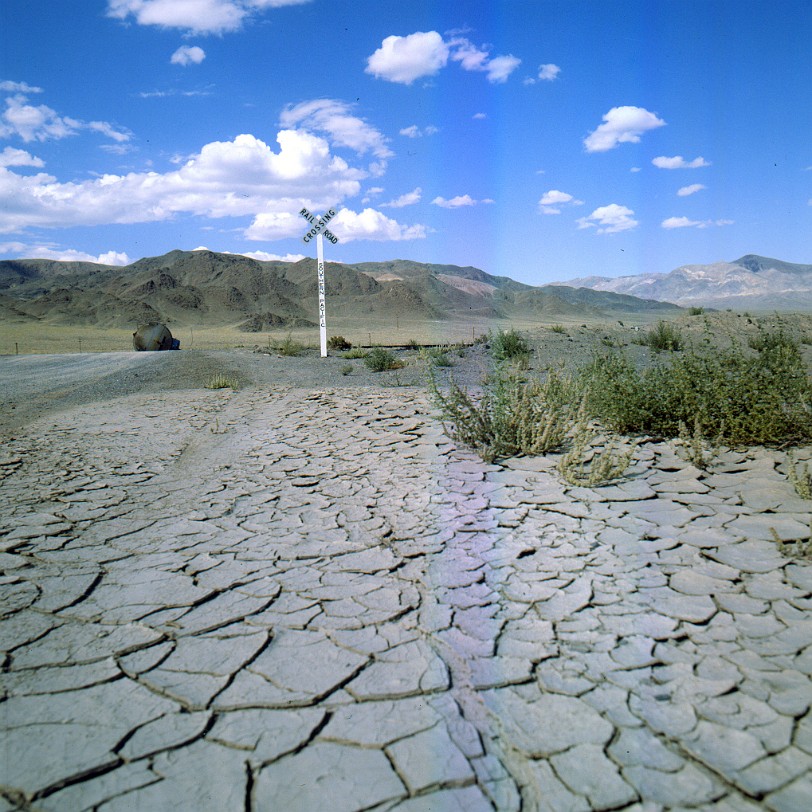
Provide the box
[2,312,811,435]
[2,314,812,810]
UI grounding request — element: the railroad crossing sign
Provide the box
[299,206,339,357]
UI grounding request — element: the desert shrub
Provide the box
[788,452,812,500]
[364,347,402,372]
[205,373,238,390]
[276,334,305,356]
[676,417,718,469]
[688,306,705,316]
[747,327,796,353]
[429,369,580,462]
[490,328,530,361]
[642,321,683,352]
[424,347,454,367]
[558,419,638,486]
[328,335,352,351]
[342,348,369,359]
[583,332,812,445]
[340,363,353,376]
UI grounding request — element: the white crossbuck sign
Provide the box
[299,207,339,357]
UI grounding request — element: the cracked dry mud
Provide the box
[2,380,812,811]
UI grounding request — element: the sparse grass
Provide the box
[275,334,305,356]
[676,417,718,469]
[549,324,567,335]
[205,373,238,390]
[429,368,581,463]
[342,348,369,359]
[490,328,531,362]
[328,335,352,351]
[787,451,812,500]
[421,347,454,367]
[364,347,403,372]
[558,418,638,486]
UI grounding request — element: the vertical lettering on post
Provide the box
[299,206,339,358]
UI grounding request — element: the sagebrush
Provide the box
[429,368,580,463]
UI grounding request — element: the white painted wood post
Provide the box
[299,206,338,358]
[316,232,327,357]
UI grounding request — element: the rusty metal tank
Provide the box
[133,323,175,351]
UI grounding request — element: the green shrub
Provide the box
[276,334,304,356]
[340,363,353,376]
[747,327,796,353]
[342,348,369,359]
[688,306,705,316]
[328,335,352,351]
[429,369,580,462]
[549,324,567,334]
[583,332,812,445]
[642,321,683,352]
[364,347,402,372]
[421,346,455,366]
[490,328,530,361]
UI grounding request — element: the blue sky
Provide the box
[1,0,809,284]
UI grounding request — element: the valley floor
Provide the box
[1,350,812,810]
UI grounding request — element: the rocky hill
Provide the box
[556,254,812,311]
[0,250,679,329]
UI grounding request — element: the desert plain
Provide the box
[1,313,812,811]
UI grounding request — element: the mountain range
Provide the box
[0,250,679,330]
[555,255,812,311]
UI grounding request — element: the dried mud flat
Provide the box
[1,341,812,811]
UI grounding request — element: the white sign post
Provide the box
[299,206,339,357]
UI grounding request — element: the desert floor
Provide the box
[1,325,812,811]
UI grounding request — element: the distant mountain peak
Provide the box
[555,254,812,311]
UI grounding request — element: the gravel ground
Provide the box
[3,312,811,434]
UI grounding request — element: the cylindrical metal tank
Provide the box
[133,323,174,351]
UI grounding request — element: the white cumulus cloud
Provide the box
[0,86,131,144]
[577,204,638,234]
[0,130,364,235]
[399,124,439,138]
[365,31,450,85]
[538,63,561,81]
[0,241,131,264]
[584,106,666,153]
[0,146,44,168]
[652,155,710,169]
[0,81,43,94]
[432,194,477,208]
[677,183,706,196]
[381,187,421,208]
[538,189,583,214]
[525,63,561,84]
[107,0,310,35]
[366,31,520,85]
[329,208,427,242]
[280,99,392,161]
[171,45,206,65]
